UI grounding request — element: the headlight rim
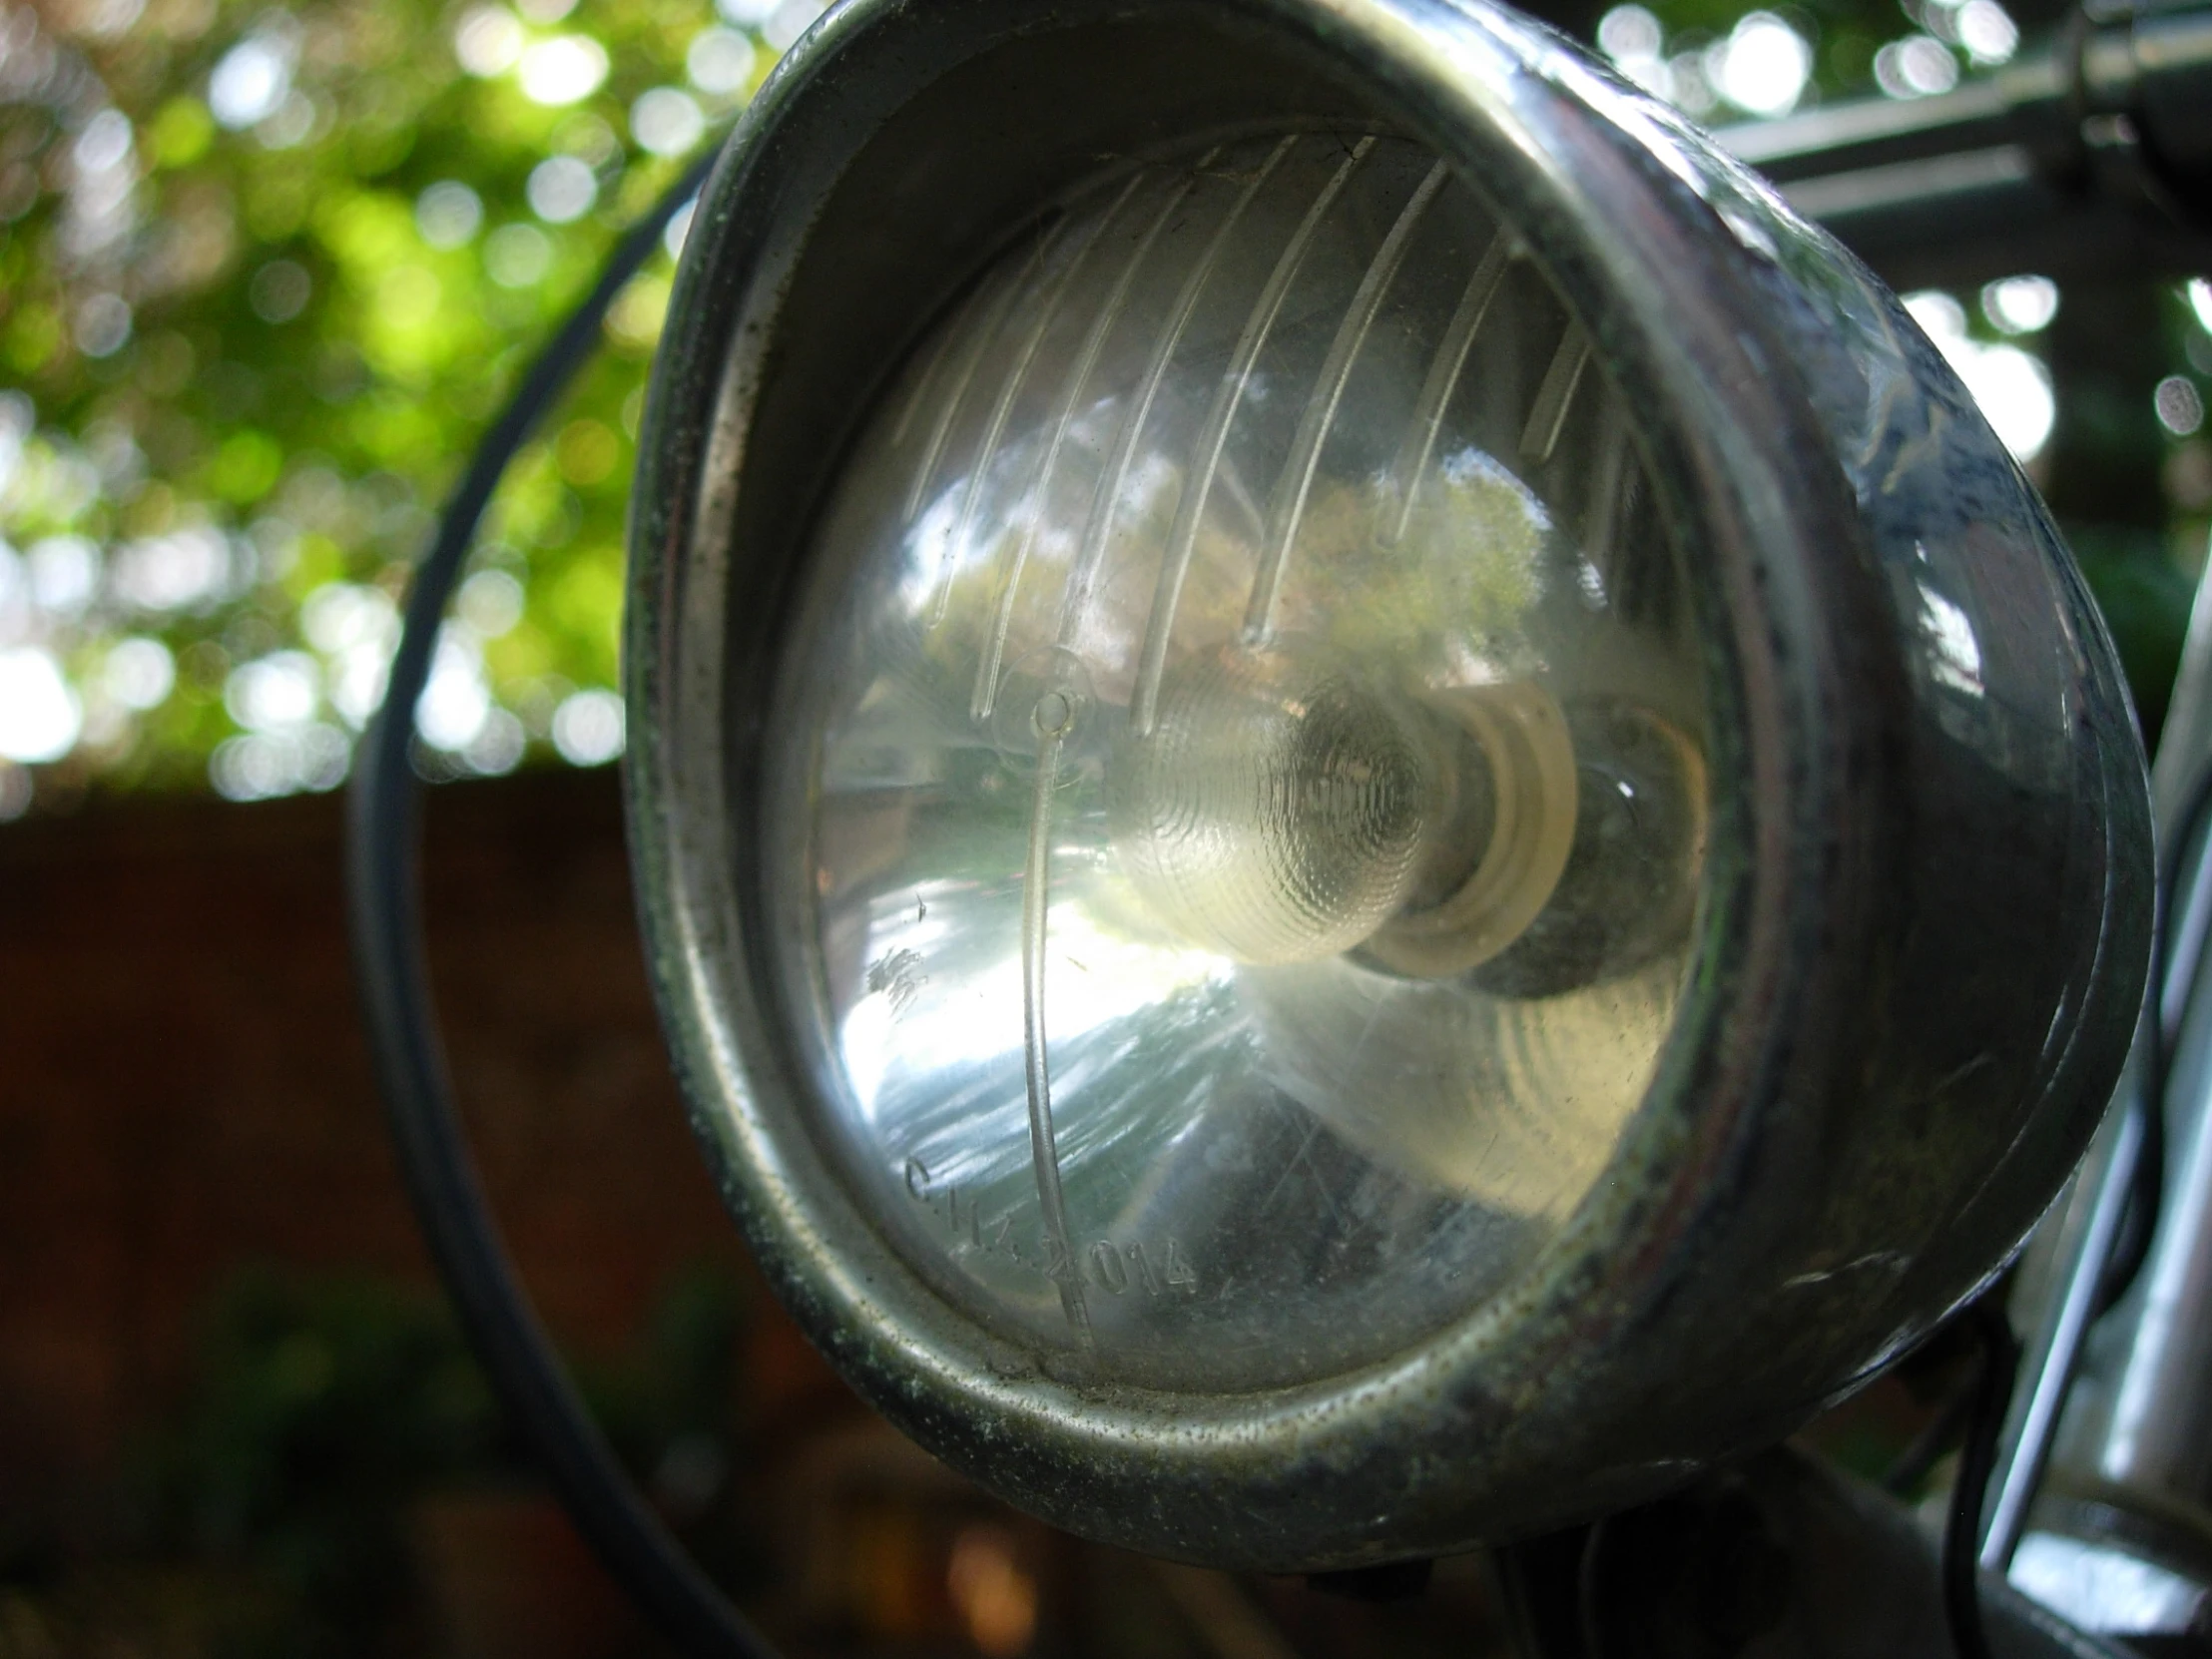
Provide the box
[627,0,1936,1569]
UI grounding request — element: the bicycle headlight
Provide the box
[625,0,2151,1569]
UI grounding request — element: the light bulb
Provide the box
[1107,645,1441,966]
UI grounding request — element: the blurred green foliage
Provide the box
[0,0,2205,818]
[2074,528,2197,743]
[0,0,787,812]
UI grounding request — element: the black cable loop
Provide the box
[344,98,2212,1659]
[1943,1296,2020,1659]
[345,146,779,1659]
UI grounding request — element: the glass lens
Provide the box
[764,132,1709,1391]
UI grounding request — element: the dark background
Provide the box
[4,0,2204,1649]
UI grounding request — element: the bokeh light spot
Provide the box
[29,536,100,616]
[2157,376,2206,438]
[209,31,295,130]
[762,0,826,52]
[0,648,84,763]
[1717,13,1812,117]
[630,87,705,158]
[2188,278,2212,336]
[1981,275,2057,335]
[458,568,525,638]
[415,182,484,251]
[946,1525,1037,1659]
[517,36,608,107]
[210,723,349,800]
[1598,5,1663,61]
[104,637,176,710]
[225,650,320,733]
[687,28,757,97]
[526,156,598,225]
[551,687,623,765]
[484,224,553,288]
[249,260,311,323]
[1956,0,2018,63]
[462,708,527,775]
[74,293,133,358]
[74,110,135,176]
[113,526,232,614]
[1876,34,1960,97]
[415,627,492,751]
[452,6,524,76]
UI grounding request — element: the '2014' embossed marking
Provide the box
[903,1157,1200,1297]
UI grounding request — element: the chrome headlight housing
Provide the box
[626,0,2150,1570]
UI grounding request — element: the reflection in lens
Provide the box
[766,132,1711,1390]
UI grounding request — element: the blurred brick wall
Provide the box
[0,768,824,1524]
[0,773,1540,1659]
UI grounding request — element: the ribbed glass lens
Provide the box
[764,132,1709,1389]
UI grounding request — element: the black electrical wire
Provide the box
[1942,1295,2020,1659]
[346,147,780,1659]
[1883,1370,1980,1499]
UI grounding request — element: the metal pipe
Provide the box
[1718,3,2212,285]
[1977,563,2212,1635]
[1981,1090,2147,1570]
[2094,1003,2212,1503]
